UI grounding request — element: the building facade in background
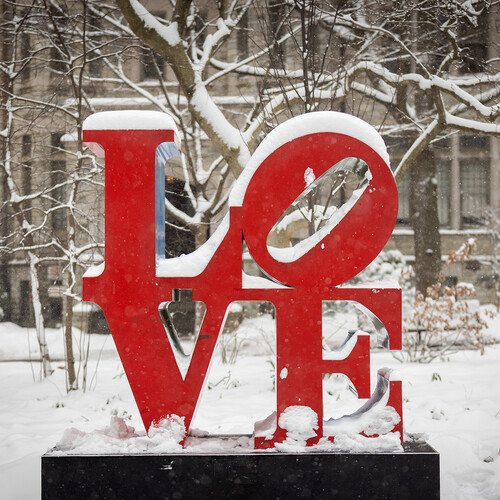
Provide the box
[1,0,500,331]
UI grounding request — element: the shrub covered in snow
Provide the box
[354,249,407,284]
[397,240,495,363]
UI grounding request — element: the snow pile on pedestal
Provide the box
[53,415,186,454]
[324,432,402,453]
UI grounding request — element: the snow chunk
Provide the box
[228,302,243,313]
[108,415,138,439]
[277,406,318,448]
[54,416,139,453]
[304,167,316,187]
[57,427,88,450]
[148,415,186,450]
[230,111,389,207]
[363,406,401,436]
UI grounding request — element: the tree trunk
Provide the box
[410,148,442,295]
[194,219,209,249]
[64,294,76,390]
[0,2,12,321]
[28,252,51,377]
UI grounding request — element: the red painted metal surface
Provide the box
[242,134,397,288]
[83,111,403,448]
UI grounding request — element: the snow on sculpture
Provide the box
[82,110,403,449]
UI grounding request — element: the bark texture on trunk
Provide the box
[29,253,51,377]
[410,148,442,295]
[64,295,76,390]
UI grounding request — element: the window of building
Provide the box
[51,161,66,229]
[19,280,35,327]
[86,10,103,76]
[22,135,32,156]
[194,10,207,50]
[436,160,451,226]
[268,0,286,68]
[48,7,67,73]
[51,132,63,152]
[458,10,489,73]
[386,137,411,226]
[443,276,458,288]
[236,11,249,61]
[88,50,102,76]
[460,159,489,225]
[49,45,66,72]
[395,162,450,227]
[459,135,490,226]
[381,13,413,75]
[396,173,410,225]
[142,48,164,79]
[465,260,481,272]
[20,33,31,80]
[383,48,412,75]
[22,162,32,223]
[46,296,63,326]
[395,134,491,228]
[460,135,489,151]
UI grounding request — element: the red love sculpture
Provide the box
[83,110,402,448]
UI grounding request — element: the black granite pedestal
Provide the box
[42,441,439,499]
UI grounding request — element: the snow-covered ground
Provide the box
[0,316,499,499]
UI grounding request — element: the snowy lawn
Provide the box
[0,318,499,499]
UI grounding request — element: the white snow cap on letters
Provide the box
[229,111,389,207]
[83,110,179,134]
[83,110,181,158]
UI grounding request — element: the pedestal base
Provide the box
[42,441,439,499]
